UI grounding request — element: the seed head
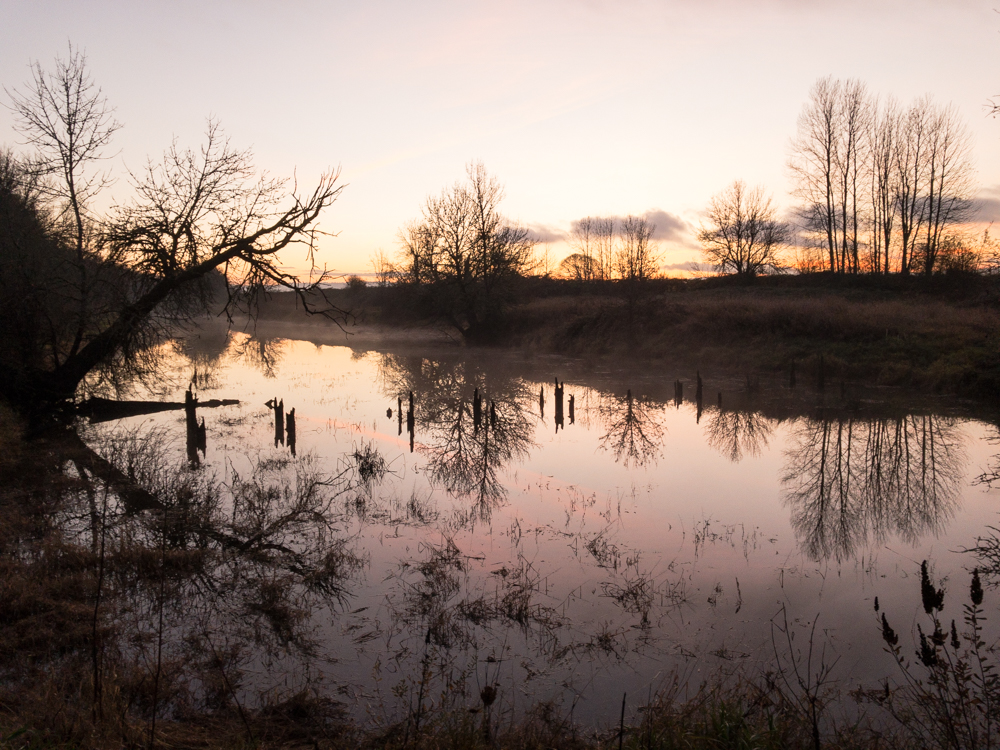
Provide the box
[920,561,945,614]
[971,569,984,607]
[881,613,898,647]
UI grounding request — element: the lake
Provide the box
[81,326,1000,725]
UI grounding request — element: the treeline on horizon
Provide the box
[362,75,994,301]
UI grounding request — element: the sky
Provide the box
[3,0,1000,277]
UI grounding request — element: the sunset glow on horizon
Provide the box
[4,0,1000,278]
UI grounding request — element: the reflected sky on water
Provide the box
[91,331,1000,723]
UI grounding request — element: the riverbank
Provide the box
[263,274,1000,403]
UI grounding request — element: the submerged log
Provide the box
[79,396,239,423]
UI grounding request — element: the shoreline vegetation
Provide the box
[251,271,1000,405]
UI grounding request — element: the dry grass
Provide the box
[506,285,1000,399]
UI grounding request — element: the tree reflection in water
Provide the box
[782,414,964,562]
[598,390,664,468]
[704,408,774,463]
[2,423,370,724]
[377,353,535,515]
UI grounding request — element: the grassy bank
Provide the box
[297,274,1000,402]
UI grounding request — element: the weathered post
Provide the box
[474,388,482,431]
[407,391,415,437]
[274,398,285,446]
[185,386,200,468]
[568,394,575,424]
[196,417,206,456]
[554,378,564,432]
[538,386,545,419]
[286,407,296,456]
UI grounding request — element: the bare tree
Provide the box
[2,53,344,406]
[557,252,596,280]
[7,45,122,363]
[895,99,931,275]
[614,215,659,282]
[918,103,976,275]
[867,97,900,274]
[568,216,597,282]
[397,162,534,341]
[593,216,616,281]
[789,77,873,274]
[370,248,394,287]
[835,79,871,273]
[789,77,841,272]
[699,180,788,277]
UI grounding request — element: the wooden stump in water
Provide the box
[474,388,482,431]
[407,391,415,438]
[554,378,564,431]
[568,394,575,424]
[185,386,200,467]
[196,417,206,455]
[286,407,296,456]
[274,398,285,446]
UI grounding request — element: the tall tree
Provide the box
[919,103,975,275]
[789,76,841,272]
[867,97,900,274]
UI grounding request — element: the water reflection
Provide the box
[598,390,664,468]
[377,353,535,512]
[705,408,773,463]
[782,414,964,562]
[4,423,368,721]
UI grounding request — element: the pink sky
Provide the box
[3,0,1000,276]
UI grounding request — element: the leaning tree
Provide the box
[1,47,344,407]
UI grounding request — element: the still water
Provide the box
[86,328,1000,723]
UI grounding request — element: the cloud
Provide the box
[527,223,567,243]
[641,210,690,242]
[976,185,1000,223]
[567,209,693,244]
[527,209,696,247]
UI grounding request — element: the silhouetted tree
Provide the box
[396,163,534,342]
[699,180,788,277]
[2,50,344,407]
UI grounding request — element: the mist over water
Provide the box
[87,329,1000,724]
